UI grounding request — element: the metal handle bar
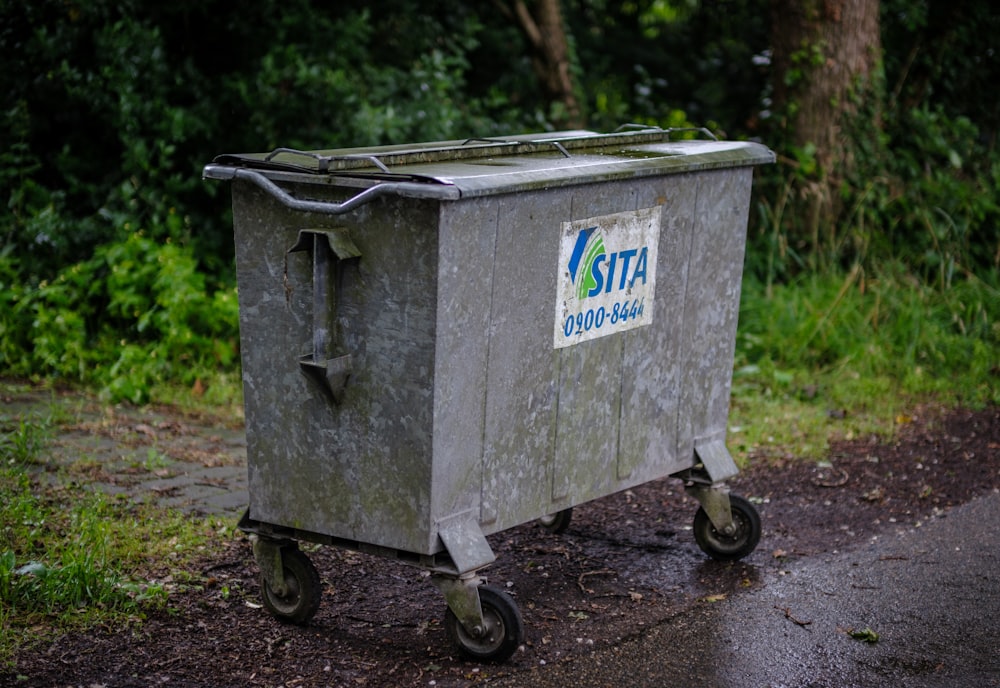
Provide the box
[462,137,572,158]
[263,148,392,173]
[613,124,719,141]
[203,166,416,215]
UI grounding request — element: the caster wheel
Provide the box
[538,507,573,534]
[260,547,322,625]
[693,494,761,561]
[445,585,524,663]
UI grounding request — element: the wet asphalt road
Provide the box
[492,490,1000,688]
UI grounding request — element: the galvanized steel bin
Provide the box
[205,128,774,661]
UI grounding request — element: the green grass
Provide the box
[728,266,999,464]
[0,409,226,665]
[0,417,50,466]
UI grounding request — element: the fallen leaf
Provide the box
[134,423,157,438]
[700,593,727,603]
[776,606,812,627]
[848,627,880,643]
[863,487,885,502]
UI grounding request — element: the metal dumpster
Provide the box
[204,127,775,662]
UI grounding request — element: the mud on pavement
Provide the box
[2,381,998,687]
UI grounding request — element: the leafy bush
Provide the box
[1,0,997,409]
[4,231,239,403]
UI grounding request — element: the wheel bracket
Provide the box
[252,536,291,598]
[431,572,485,636]
[685,482,735,534]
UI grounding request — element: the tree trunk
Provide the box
[495,0,583,128]
[769,0,881,252]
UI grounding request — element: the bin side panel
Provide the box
[677,168,753,458]
[479,193,564,527]
[616,174,697,483]
[233,183,356,531]
[429,198,499,544]
[233,182,438,553]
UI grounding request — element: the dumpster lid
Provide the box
[205,127,775,199]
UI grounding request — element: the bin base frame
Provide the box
[237,510,528,661]
[237,453,762,662]
[238,509,468,577]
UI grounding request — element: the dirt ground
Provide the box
[2,388,998,688]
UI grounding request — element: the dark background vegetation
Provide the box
[1,0,997,404]
[0,2,997,671]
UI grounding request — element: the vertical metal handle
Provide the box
[287,228,361,403]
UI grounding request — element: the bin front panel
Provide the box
[466,169,752,533]
[476,190,563,527]
[233,182,439,553]
[470,176,693,532]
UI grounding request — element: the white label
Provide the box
[554,206,661,349]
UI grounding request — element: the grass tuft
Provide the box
[729,266,999,463]
[0,407,224,665]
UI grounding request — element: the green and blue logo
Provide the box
[555,206,660,348]
[567,226,649,300]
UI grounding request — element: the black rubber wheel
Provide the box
[538,507,573,534]
[692,494,762,561]
[445,585,525,663]
[259,547,322,625]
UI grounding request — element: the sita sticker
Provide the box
[554,206,661,348]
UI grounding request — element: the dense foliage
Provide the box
[1,0,997,403]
